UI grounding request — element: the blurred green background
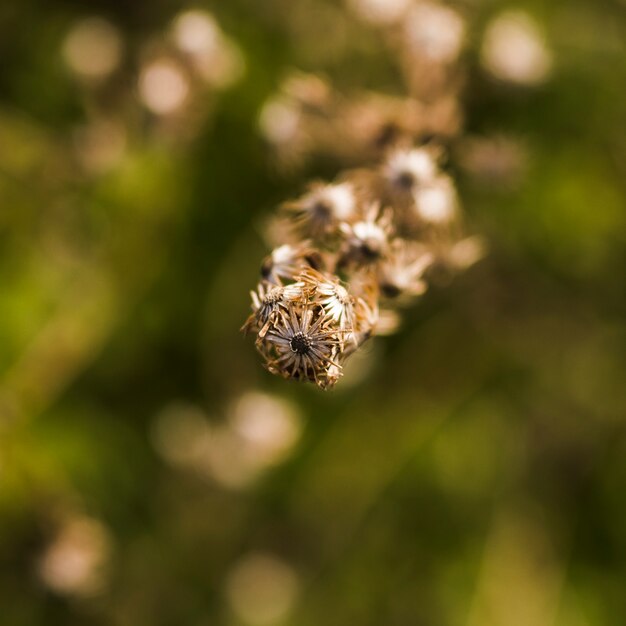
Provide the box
[1,0,625,625]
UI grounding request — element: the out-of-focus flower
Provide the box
[282,73,331,111]
[283,182,359,238]
[403,2,466,64]
[259,97,303,146]
[229,391,302,466]
[260,242,321,284]
[201,392,302,489]
[194,37,245,89]
[153,394,302,490]
[413,175,457,223]
[38,516,112,597]
[138,58,190,116]
[172,9,245,89]
[225,552,300,626]
[257,73,335,167]
[378,240,433,300]
[347,0,413,25]
[383,147,439,193]
[62,17,123,80]
[481,11,552,85]
[340,204,394,264]
[200,426,262,489]
[151,402,211,467]
[172,9,221,57]
[447,235,486,270]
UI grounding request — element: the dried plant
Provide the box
[244,0,484,389]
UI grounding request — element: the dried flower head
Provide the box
[243,1,484,389]
[339,204,394,265]
[378,240,433,301]
[241,281,305,338]
[300,267,355,329]
[383,147,439,192]
[283,182,358,238]
[261,242,320,283]
[260,304,345,388]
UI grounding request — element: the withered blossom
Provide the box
[243,0,483,389]
[283,182,359,238]
[339,204,394,265]
[261,305,344,387]
[241,281,305,338]
[299,268,355,330]
[260,242,320,283]
[412,174,458,224]
[481,10,552,86]
[377,240,433,301]
[383,146,439,193]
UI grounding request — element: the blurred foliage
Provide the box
[0,0,625,625]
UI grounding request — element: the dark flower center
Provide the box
[290,332,311,355]
[312,200,332,221]
[395,170,415,190]
[375,122,399,149]
[381,282,402,298]
[260,258,272,279]
[360,238,383,261]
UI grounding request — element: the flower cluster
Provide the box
[62,9,244,174]
[244,145,483,389]
[244,0,484,389]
